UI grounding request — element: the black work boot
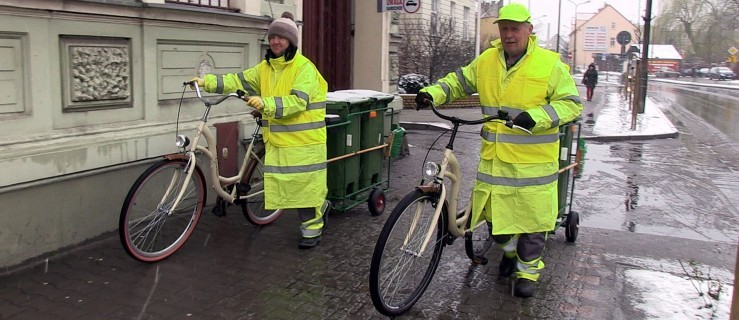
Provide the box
[298,236,321,249]
[498,254,516,277]
[513,278,536,298]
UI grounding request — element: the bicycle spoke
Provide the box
[120,159,205,261]
[370,191,446,315]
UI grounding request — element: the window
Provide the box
[431,0,440,34]
[610,37,615,46]
[165,0,230,9]
[450,2,456,27]
[463,6,470,40]
[611,22,616,29]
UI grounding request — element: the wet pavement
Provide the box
[1,83,737,319]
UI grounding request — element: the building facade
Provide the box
[567,4,638,72]
[0,0,399,268]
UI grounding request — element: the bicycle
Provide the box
[368,104,534,316]
[118,81,283,263]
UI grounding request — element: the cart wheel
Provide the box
[368,188,385,216]
[565,211,580,243]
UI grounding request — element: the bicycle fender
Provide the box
[416,184,441,194]
[164,153,189,161]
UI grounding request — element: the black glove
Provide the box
[250,109,262,118]
[415,92,433,110]
[512,112,536,130]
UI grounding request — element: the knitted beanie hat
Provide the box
[268,12,299,46]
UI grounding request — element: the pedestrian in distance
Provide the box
[415,2,583,298]
[582,63,599,101]
[190,11,331,249]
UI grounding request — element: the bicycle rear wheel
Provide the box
[240,148,284,225]
[464,216,493,263]
[369,189,447,317]
[119,159,206,262]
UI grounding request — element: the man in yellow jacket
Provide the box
[416,3,582,297]
[192,12,330,249]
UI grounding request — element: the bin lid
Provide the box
[326,91,373,104]
[328,89,395,103]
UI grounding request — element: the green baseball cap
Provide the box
[494,3,531,23]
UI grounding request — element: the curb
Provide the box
[581,131,679,141]
[402,121,680,142]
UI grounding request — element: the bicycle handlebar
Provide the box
[183,80,248,106]
[423,101,532,135]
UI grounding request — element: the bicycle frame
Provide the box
[169,83,264,211]
[411,142,473,256]
[405,106,528,257]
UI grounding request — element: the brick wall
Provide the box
[399,94,480,109]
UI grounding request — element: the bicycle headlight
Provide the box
[175,135,190,148]
[423,162,441,179]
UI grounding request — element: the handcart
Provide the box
[554,119,586,242]
[324,90,398,216]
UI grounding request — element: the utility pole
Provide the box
[555,0,562,54]
[636,0,653,114]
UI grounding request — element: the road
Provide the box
[649,79,739,140]
[0,81,736,319]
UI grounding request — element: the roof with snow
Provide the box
[629,44,682,60]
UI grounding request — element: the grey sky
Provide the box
[504,0,662,39]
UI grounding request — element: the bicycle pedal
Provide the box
[444,235,457,245]
[472,255,489,265]
[211,201,228,217]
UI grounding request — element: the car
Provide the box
[708,67,737,80]
[655,67,680,78]
[698,67,710,77]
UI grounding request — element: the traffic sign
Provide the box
[728,46,738,55]
[403,0,420,13]
[617,31,632,46]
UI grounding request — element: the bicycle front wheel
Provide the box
[369,189,447,317]
[119,159,206,262]
[240,148,284,225]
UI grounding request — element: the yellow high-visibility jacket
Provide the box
[204,52,328,209]
[421,37,582,234]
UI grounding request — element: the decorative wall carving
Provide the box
[157,42,246,100]
[70,46,129,102]
[61,36,132,111]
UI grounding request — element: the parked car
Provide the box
[680,68,695,77]
[698,67,710,77]
[655,67,680,78]
[708,67,737,80]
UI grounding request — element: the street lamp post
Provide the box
[568,0,590,72]
[555,0,562,54]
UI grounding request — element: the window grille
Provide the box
[165,0,230,10]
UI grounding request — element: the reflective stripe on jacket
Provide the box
[203,52,328,210]
[421,36,582,234]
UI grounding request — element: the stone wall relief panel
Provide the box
[158,41,247,101]
[60,36,132,112]
[0,33,27,116]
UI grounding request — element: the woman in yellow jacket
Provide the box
[192,12,330,249]
[416,3,583,297]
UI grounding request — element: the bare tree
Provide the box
[398,14,476,82]
[657,0,739,65]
